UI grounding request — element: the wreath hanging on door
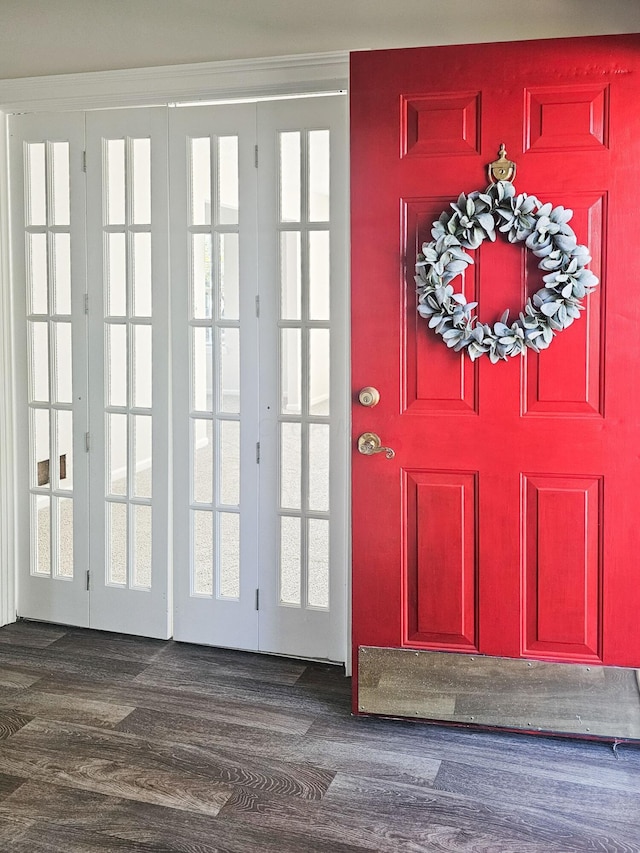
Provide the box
[414,147,599,363]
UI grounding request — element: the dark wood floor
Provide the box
[0,622,639,852]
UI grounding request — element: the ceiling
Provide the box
[0,0,638,80]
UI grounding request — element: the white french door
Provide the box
[256,98,348,660]
[11,95,348,661]
[170,104,260,649]
[85,109,171,638]
[11,112,90,627]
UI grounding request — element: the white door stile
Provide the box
[86,108,171,638]
[10,112,90,627]
[170,105,260,648]
[257,96,348,661]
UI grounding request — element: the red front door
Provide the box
[351,35,640,708]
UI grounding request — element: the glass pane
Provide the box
[280,422,301,510]
[218,136,238,225]
[309,328,330,415]
[133,233,152,317]
[192,326,211,412]
[192,509,213,595]
[280,516,301,605]
[219,420,239,506]
[133,415,152,499]
[108,502,127,584]
[27,143,46,227]
[192,234,212,320]
[56,496,73,578]
[308,423,329,512]
[51,142,70,226]
[132,505,152,588]
[30,321,49,403]
[190,138,211,226]
[106,139,126,225]
[280,132,301,223]
[309,130,330,222]
[132,138,151,225]
[309,231,330,321]
[107,233,127,317]
[308,518,329,608]
[133,325,152,408]
[33,495,51,575]
[56,409,73,492]
[218,512,239,598]
[28,233,48,315]
[219,233,239,320]
[107,324,127,407]
[53,322,72,404]
[33,409,50,489]
[192,418,213,504]
[280,231,301,320]
[219,327,239,414]
[53,233,71,316]
[108,413,127,496]
[280,328,301,415]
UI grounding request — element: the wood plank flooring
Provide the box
[0,621,639,851]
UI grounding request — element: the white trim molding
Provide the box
[0,111,16,626]
[0,51,349,113]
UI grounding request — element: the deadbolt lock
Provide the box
[358,386,380,407]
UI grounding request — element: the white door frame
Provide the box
[0,52,351,668]
[0,109,16,628]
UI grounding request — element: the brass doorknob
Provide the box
[358,386,380,407]
[357,432,395,459]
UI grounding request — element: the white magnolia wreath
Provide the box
[415,180,599,363]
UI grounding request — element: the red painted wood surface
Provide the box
[350,35,640,710]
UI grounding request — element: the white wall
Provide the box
[0,0,637,79]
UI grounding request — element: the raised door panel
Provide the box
[405,470,477,650]
[404,199,478,414]
[525,84,610,152]
[523,194,605,416]
[523,475,602,661]
[401,92,481,158]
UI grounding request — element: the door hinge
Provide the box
[84,432,90,452]
[86,570,90,591]
[255,295,260,318]
[256,441,260,463]
[254,144,258,168]
[255,589,260,610]
[84,293,89,314]
[82,150,87,173]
